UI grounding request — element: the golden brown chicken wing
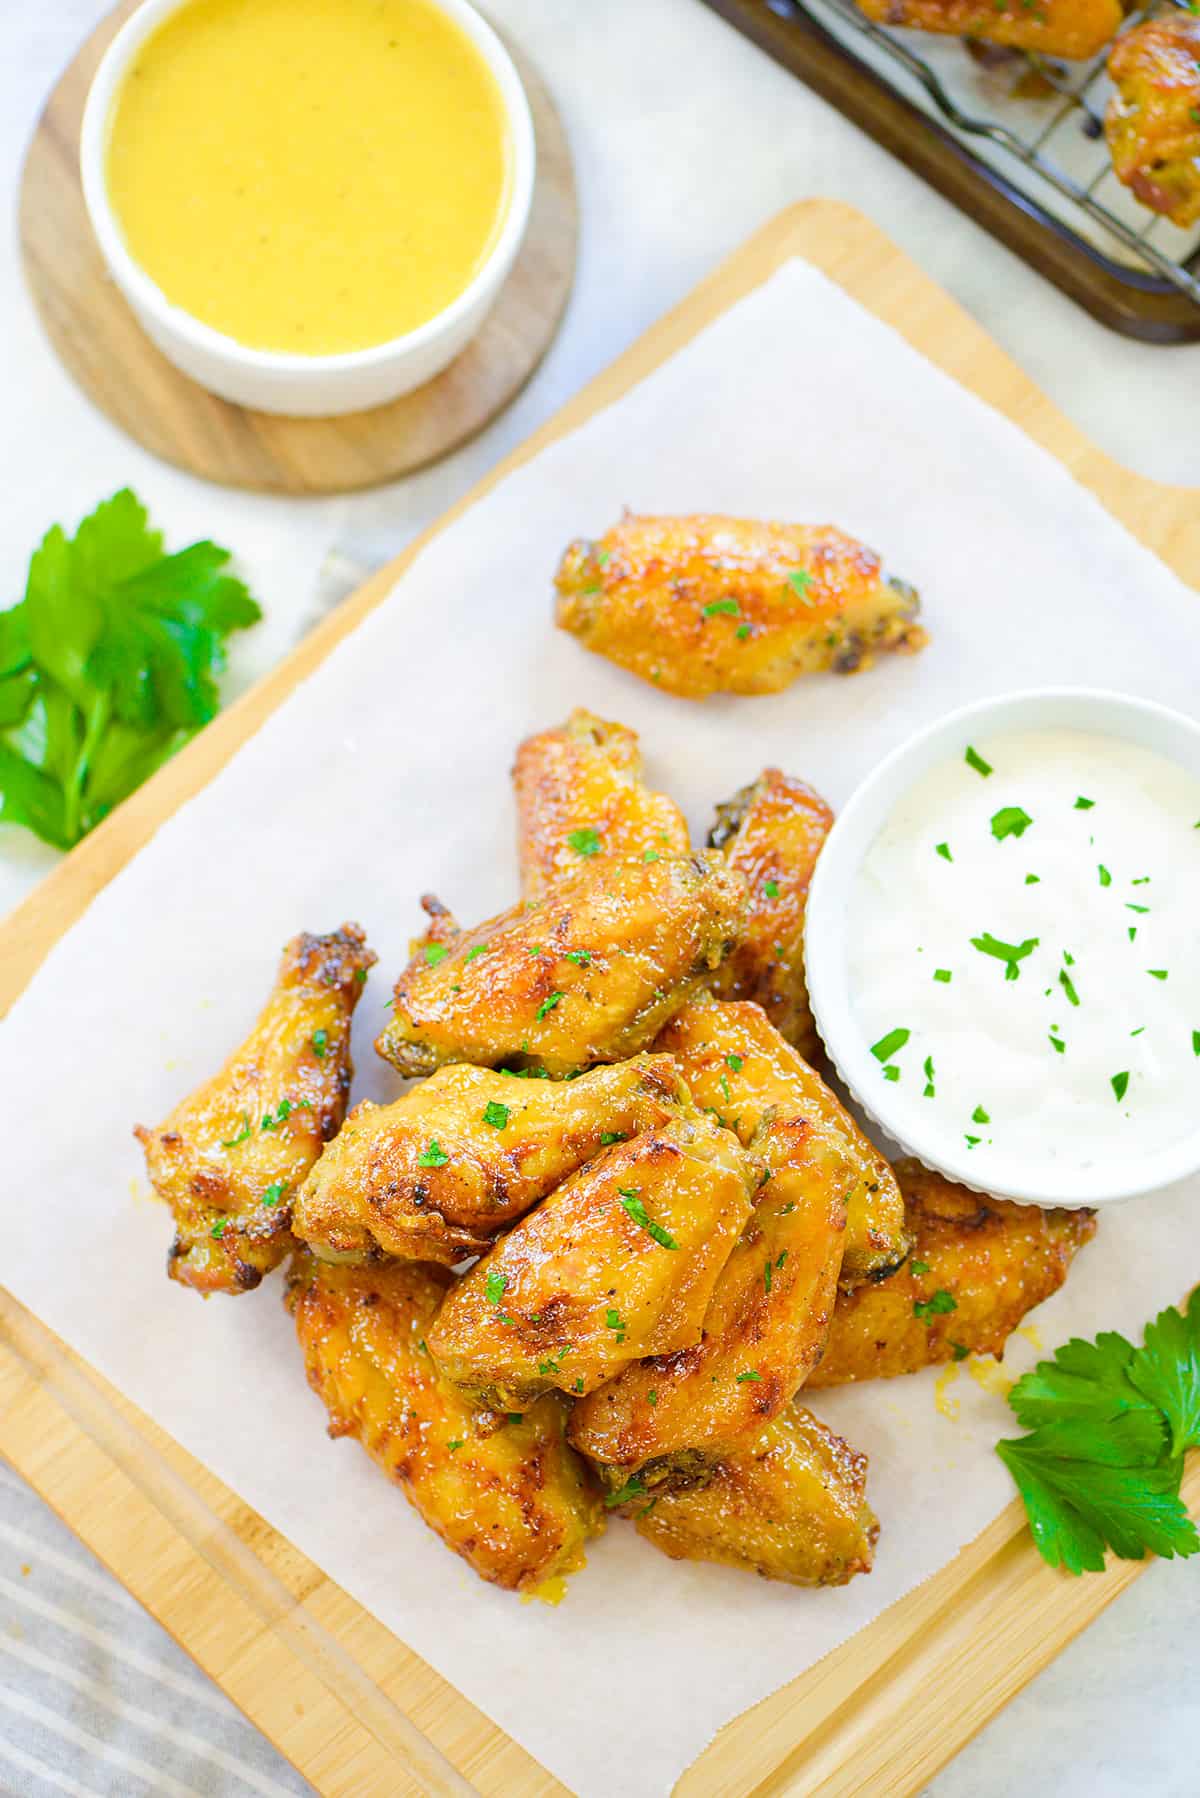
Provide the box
[513,709,690,900]
[569,1112,851,1490]
[554,513,924,700]
[655,998,909,1287]
[808,1161,1098,1387]
[286,1253,602,1597]
[428,1111,756,1410]
[135,926,375,1296]
[293,1054,686,1266]
[627,1403,877,1587]
[707,769,833,1062]
[859,0,1120,58]
[1107,14,1200,227]
[376,853,747,1080]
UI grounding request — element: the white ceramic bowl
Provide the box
[805,687,1200,1208]
[80,0,536,416]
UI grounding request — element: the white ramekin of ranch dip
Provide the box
[805,688,1200,1209]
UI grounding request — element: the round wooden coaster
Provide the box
[18,3,577,495]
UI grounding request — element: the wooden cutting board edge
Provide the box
[3,199,1198,1798]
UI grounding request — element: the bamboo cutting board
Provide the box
[2,201,1198,1798]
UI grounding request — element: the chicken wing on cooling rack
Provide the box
[569,1111,851,1492]
[427,1110,756,1411]
[554,513,924,699]
[623,1402,878,1588]
[286,1253,603,1598]
[1107,12,1200,228]
[292,1053,685,1266]
[707,769,834,1064]
[375,852,747,1079]
[135,925,375,1295]
[808,1160,1097,1387]
[655,997,910,1287]
[858,0,1121,59]
[513,708,690,900]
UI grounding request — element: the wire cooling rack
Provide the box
[702,0,1200,338]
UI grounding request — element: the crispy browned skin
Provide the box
[428,1111,756,1410]
[630,1403,877,1587]
[656,998,909,1287]
[554,513,924,700]
[859,0,1120,58]
[708,770,833,1062]
[376,853,748,1079]
[135,926,375,1295]
[286,1253,602,1597]
[809,1161,1098,1387]
[513,709,690,900]
[293,1054,686,1266]
[1107,15,1200,227]
[569,1113,850,1490]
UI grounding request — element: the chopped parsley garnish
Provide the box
[763,1259,773,1295]
[259,1098,310,1132]
[910,1259,931,1276]
[538,1346,570,1377]
[642,848,659,862]
[883,1065,900,1082]
[599,1131,627,1145]
[605,1307,627,1345]
[618,1187,679,1250]
[1074,796,1095,810]
[1127,903,1150,915]
[1148,969,1168,981]
[726,1053,744,1073]
[485,1270,507,1307]
[536,991,564,1019]
[933,968,952,984]
[424,942,448,967]
[565,949,592,966]
[991,806,1033,841]
[965,1134,981,1149]
[605,1475,645,1509]
[914,1289,958,1321]
[647,1389,658,1407]
[763,878,780,898]
[1131,1027,1145,1038]
[1132,877,1151,886]
[310,1028,328,1060]
[936,842,953,862]
[464,944,488,962]
[1111,1071,1130,1102]
[735,622,752,641]
[1049,1029,1065,1054]
[735,1370,762,1383]
[786,568,814,600]
[418,1138,449,1168]
[1129,928,1138,942]
[260,1180,287,1209]
[1193,1031,1200,1057]
[482,1100,510,1130]
[567,826,602,858]
[702,598,739,617]
[972,1104,990,1125]
[952,1342,970,1361]
[923,1054,935,1098]
[210,1218,227,1239]
[1059,968,1080,1007]
[1098,865,1111,888]
[870,1026,910,1062]
[718,1073,732,1106]
[971,931,1039,981]
[1025,873,1040,885]
[447,1439,464,1454]
[965,745,993,778]
[220,1114,252,1148]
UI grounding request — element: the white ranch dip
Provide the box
[848,727,1200,1183]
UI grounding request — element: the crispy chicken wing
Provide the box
[286,1253,602,1597]
[1107,14,1200,227]
[135,926,375,1295]
[628,1403,877,1587]
[376,853,748,1079]
[655,998,909,1287]
[809,1161,1097,1387]
[513,709,690,900]
[707,769,833,1062]
[554,513,924,700]
[859,0,1120,58]
[293,1054,686,1266]
[569,1113,851,1490]
[428,1111,756,1410]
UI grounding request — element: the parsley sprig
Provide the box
[997,1293,1200,1575]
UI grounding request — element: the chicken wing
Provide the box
[554,513,924,700]
[859,0,1120,59]
[569,1112,851,1490]
[513,708,690,900]
[135,925,375,1295]
[428,1110,756,1410]
[808,1161,1098,1387]
[293,1053,686,1266]
[376,853,748,1079]
[627,1403,877,1587]
[655,998,909,1287]
[1107,14,1200,228]
[707,769,833,1062]
[286,1253,602,1597]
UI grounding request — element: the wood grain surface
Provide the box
[2,200,1197,1798]
[17,1,578,495]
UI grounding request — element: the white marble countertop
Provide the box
[2,3,1197,1794]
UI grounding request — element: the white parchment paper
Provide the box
[4,261,1198,1798]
